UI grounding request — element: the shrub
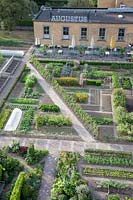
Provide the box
[0,164,3,181]
[114,106,127,124]
[73,93,88,103]
[61,64,71,76]
[39,104,60,112]
[56,77,79,86]
[84,79,103,86]
[35,114,72,128]
[112,73,120,88]
[113,89,126,108]
[10,172,25,200]
[0,109,11,129]
[25,143,48,165]
[25,75,37,88]
[53,65,62,77]
[9,98,38,104]
[76,184,91,200]
[121,77,132,89]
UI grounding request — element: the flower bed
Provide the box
[0,109,11,129]
[83,167,133,179]
[35,114,72,128]
[6,103,37,110]
[73,92,88,103]
[39,104,60,112]
[92,116,113,125]
[9,98,38,104]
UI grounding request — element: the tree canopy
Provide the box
[67,0,97,7]
[0,0,38,30]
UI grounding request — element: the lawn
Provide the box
[0,31,34,46]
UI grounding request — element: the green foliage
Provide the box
[25,143,48,165]
[97,180,130,190]
[25,75,37,88]
[9,98,38,104]
[10,172,25,200]
[39,104,60,112]
[61,64,71,77]
[19,108,35,132]
[0,52,3,63]
[6,104,37,110]
[114,106,127,124]
[113,89,126,108]
[35,114,72,128]
[53,65,62,77]
[73,93,88,103]
[0,108,11,129]
[51,152,91,200]
[56,77,79,86]
[21,165,43,200]
[0,164,3,181]
[112,73,120,88]
[92,116,113,125]
[84,79,103,86]
[121,77,132,89]
[83,167,133,179]
[107,194,120,200]
[67,0,97,7]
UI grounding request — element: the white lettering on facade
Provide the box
[51,15,88,23]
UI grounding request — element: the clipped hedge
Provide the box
[9,98,38,105]
[73,92,88,103]
[84,79,103,86]
[0,108,11,129]
[112,73,120,88]
[10,172,25,200]
[39,104,60,112]
[112,89,126,108]
[30,56,99,137]
[56,77,79,86]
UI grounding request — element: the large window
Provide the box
[43,26,50,39]
[118,28,125,41]
[81,27,87,40]
[62,27,69,39]
[98,28,106,40]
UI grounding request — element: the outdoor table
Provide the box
[105,51,110,56]
[58,50,63,54]
[47,49,53,54]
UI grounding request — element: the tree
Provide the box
[0,0,38,31]
[67,0,97,7]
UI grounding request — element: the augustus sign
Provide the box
[51,15,88,23]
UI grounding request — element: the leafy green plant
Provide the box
[121,77,132,89]
[0,108,11,129]
[25,143,48,165]
[97,180,130,190]
[25,75,37,88]
[39,104,60,112]
[35,114,72,128]
[112,73,120,88]
[9,98,38,104]
[107,194,120,200]
[84,79,103,86]
[19,108,35,132]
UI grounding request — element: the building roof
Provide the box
[33,7,133,24]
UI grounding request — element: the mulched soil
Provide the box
[39,94,54,104]
[87,111,112,118]
[98,126,115,141]
[8,82,24,98]
[102,95,112,112]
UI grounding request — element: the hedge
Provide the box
[56,77,79,86]
[0,109,11,129]
[112,73,120,88]
[73,92,88,103]
[84,79,103,86]
[10,172,25,200]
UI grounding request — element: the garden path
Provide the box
[38,154,57,200]
[27,62,95,142]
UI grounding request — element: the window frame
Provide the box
[62,26,70,40]
[43,26,50,39]
[80,27,88,40]
[117,28,125,41]
[98,28,106,41]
